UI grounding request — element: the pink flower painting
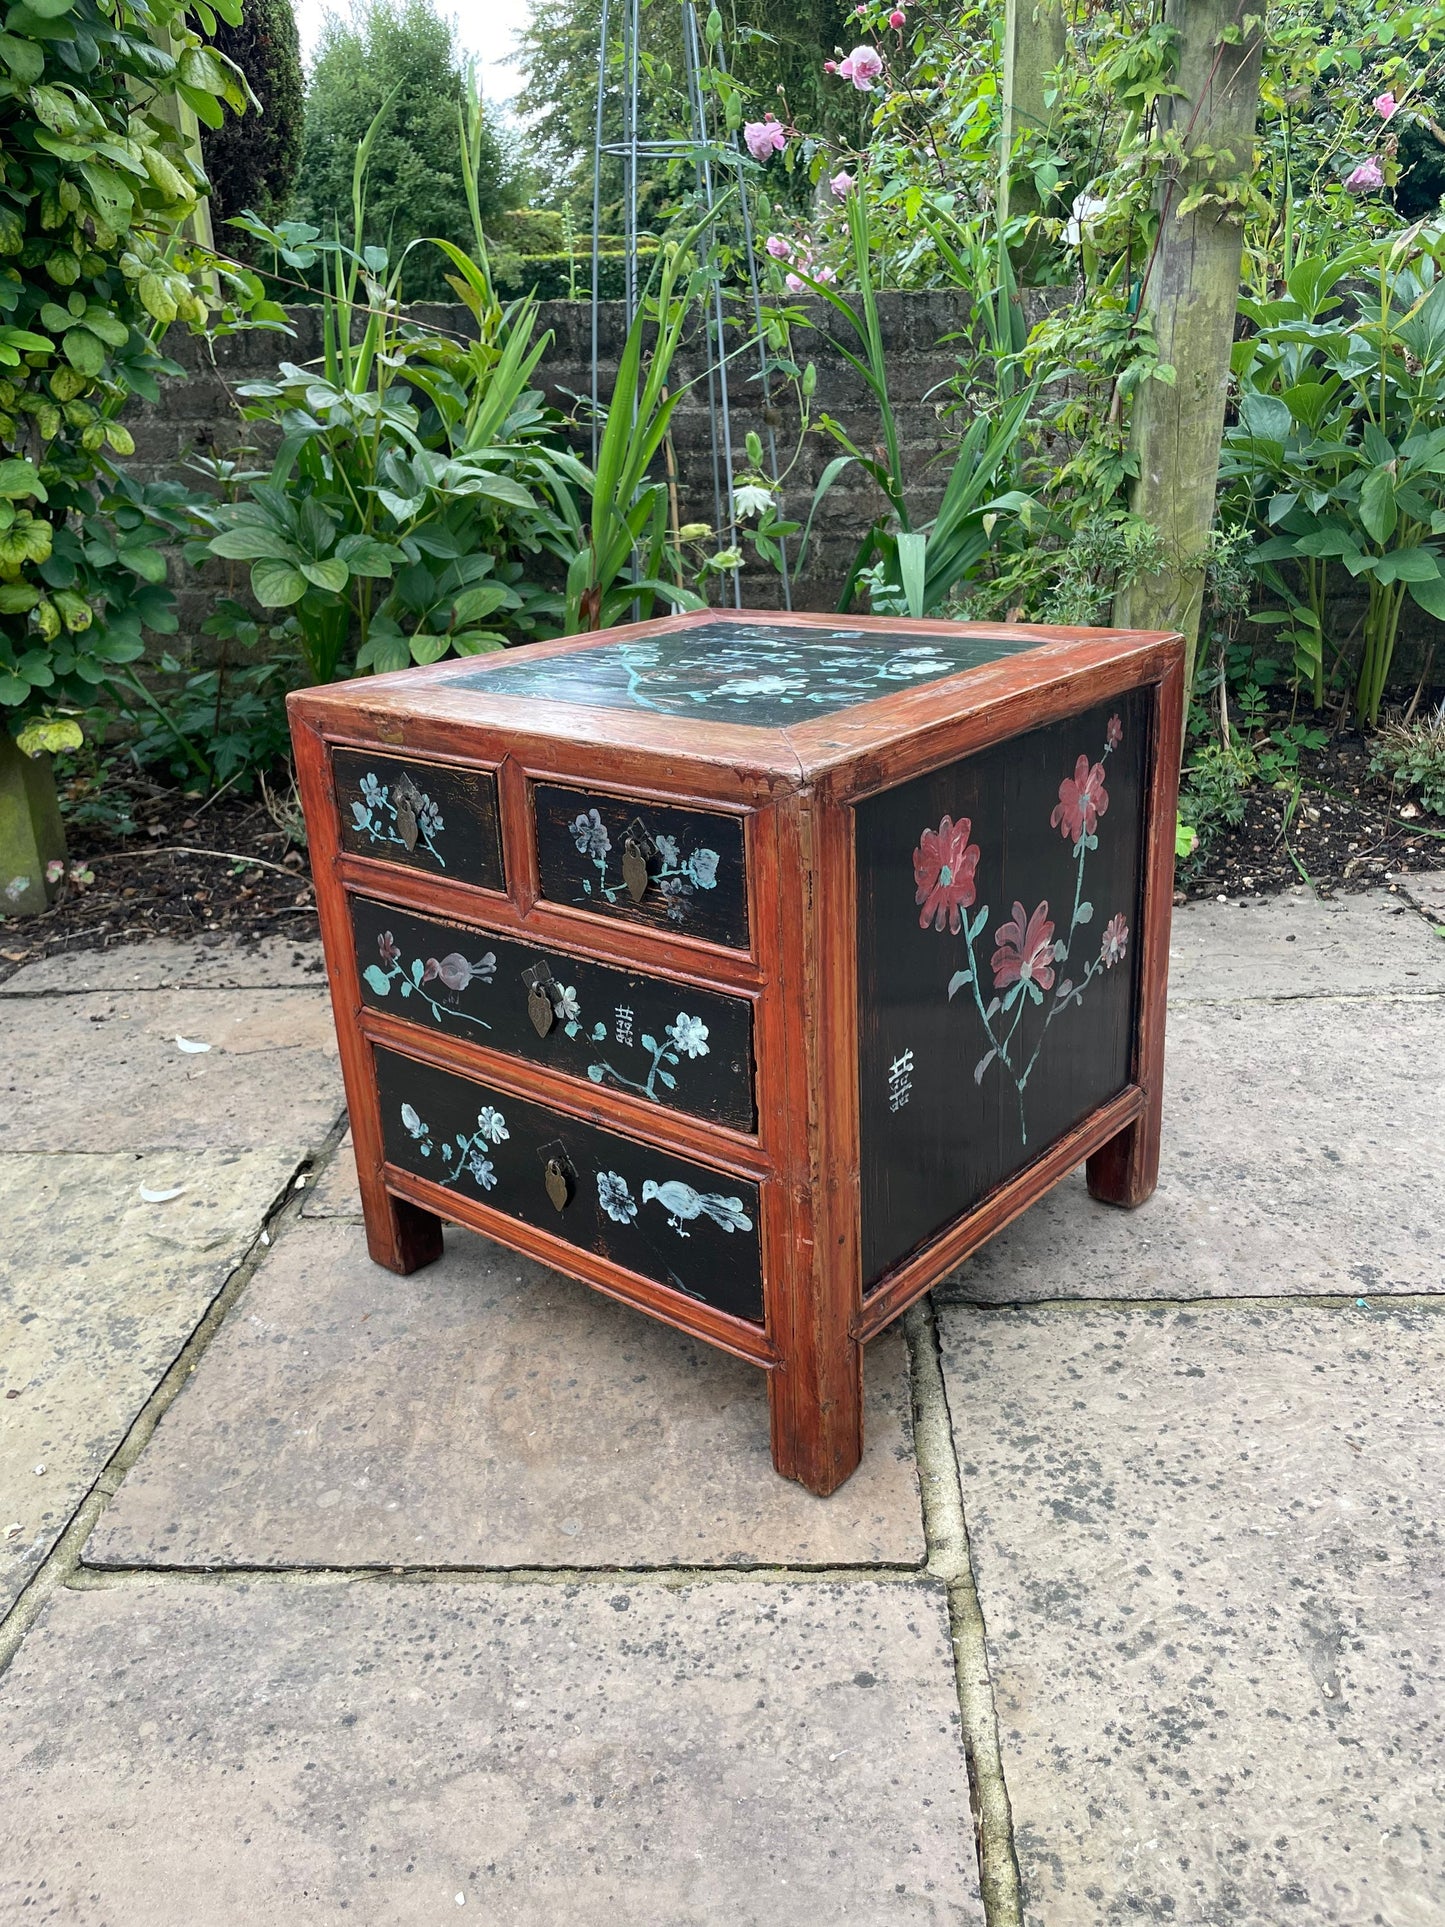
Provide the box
[913,814,981,933]
[1051,754,1110,844]
[991,902,1057,996]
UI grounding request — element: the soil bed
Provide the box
[0,785,318,984]
[3,721,1442,982]
[1179,723,1445,902]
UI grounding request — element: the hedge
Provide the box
[491,251,659,303]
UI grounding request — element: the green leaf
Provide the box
[409,631,450,664]
[299,556,349,593]
[1359,467,1398,545]
[1371,548,1440,585]
[1074,901,1093,925]
[1406,573,1445,618]
[362,965,392,996]
[451,583,511,625]
[116,544,168,584]
[947,969,973,999]
[0,458,45,501]
[21,0,76,17]
[209,526,294,562]
[334,534,396,578]
[250,557,308,606]
[0,32,44,82]
[0,672,30,705]
[1175,820,1199,859]
[79,308,129,349]
[62,327,105,377]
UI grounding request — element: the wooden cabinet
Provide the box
[292,611,1183,1495]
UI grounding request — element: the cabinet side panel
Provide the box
[856,689,1149,1287]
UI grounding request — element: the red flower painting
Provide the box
[991,901,1057,994]
[1051,754,1110,844]
[1106,714,1123,750]
[914,814,981,933]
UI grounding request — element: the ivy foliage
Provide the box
[0,0,261,739]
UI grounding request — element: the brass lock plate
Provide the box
[539,1141,575,1212]
[621,819,656,904]
[522,961,557,1037]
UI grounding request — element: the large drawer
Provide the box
[351,896,756,1131]
[375,1046,764,1323]
[333,748,504,891]
[533,783,748,950]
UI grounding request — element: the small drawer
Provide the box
[534,784,748,950]
[375,1046,764,1323]
[351,897,756,1131]
[334,749,503,891]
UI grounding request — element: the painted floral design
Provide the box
[914,814,981,934]
[596,1170,638,1222]
[1051,754,1109,845]
[641,1179,753,1237]
[351,769,446,866]
[396,1101,506,1190]
[364,931,496,1032]
[928,717,1133,1146]
[557,981,711,1104]
[571,806,720,925]
[991,902,1058,1002]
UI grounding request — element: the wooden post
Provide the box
[0,737,65,918]
[1112,0,1263,706]
[998,0,1067,278]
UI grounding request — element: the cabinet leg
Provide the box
[767,1337,864,1497]
[1086,1084,1163,1209]
[364,1189,445,1274]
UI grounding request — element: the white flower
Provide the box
[556,985,581,1022]
[1063,193,1109,247]
[666,1013,710,1059]
[596,1170,637,1222]
[475,1106,509,1144]
[401,1103,427,1140]
[733,483,775,520]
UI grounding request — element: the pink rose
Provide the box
[829,169,855,198]
[765,234,791,259]
[744,116,788,162]
[815,264,837,282]
[785,272,805,293]
[1374,91,1398,119]
[837,45,883,90]
[1346,157,1384,191]
[824,59,837,73]
[889,7,906,25]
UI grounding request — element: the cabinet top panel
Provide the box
[448,620,1043,727]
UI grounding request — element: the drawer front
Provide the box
[534,784,749,950]
[375,1047,764,1323]
[334,749,504,891]
[351,897,756,1131]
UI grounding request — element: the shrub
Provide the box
[1371,705,1445,816]
[491,250,657,303]
[0,0,255,749]
[202,0,306,242]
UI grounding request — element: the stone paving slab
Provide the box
[90,1218,925,1571]
[0,934,327,994]
[0,1575,979,1925]
[1166,887,1445,1002]
[1400,867,1445,925]
[939,1299,1445,1926]
[941,994,1445,1302]
[0,985,343,1152]
[0,1149,299,1618]
[300,1129,361,1217]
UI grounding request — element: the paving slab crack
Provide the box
[905,1297,1024,1927]
[0,1110,351,1680]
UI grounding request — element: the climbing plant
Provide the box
[0,0,259,753]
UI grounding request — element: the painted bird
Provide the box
[641,1180,753,1236]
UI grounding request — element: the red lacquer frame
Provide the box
[289,611,1184,1495]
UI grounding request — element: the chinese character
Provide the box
[888,1049,914,1113]
[615,1005,635,1047]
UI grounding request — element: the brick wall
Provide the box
[128,289,1003,643]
